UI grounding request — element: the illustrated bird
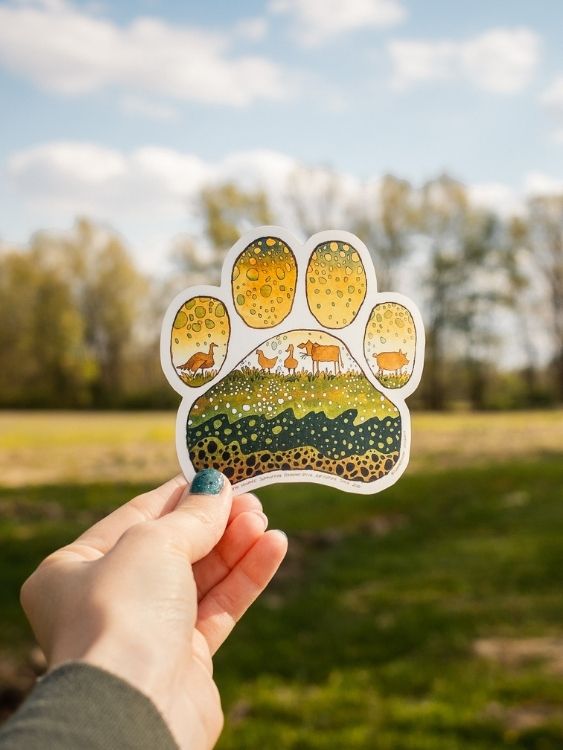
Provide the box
[283,344,298,375]
[256,348,278,371]
[177,342,217,376]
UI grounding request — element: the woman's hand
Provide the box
[20,470,287,750]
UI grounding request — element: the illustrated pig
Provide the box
[374,350,410,374]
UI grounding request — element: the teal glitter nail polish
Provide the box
[190,468,225,495]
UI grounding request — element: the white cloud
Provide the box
[270,0,406,46]
[467,182,523,217]
[120,96,178,121]
[9,139,563,277]
[6,142,211,218]
[524,172,563,196]
[234,17,269,41]
[4,142,303,268]
[0,0,294,106]
[388,40,455,88]
[389,27,540,93]
[461,28,540,93]
[468,173,563,212]
[8,142,127,192]
[540,75,563,113]
[540,75,563,143]
[4,141,376,267]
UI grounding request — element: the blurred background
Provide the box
[1,1,563,747]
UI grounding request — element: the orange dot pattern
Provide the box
[306,241,366,328]
[232,237,297,328]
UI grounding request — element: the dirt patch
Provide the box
[484,701,563,734]
[474,637,563,674]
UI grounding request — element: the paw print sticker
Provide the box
[161,227,424,495]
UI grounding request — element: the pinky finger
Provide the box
[196,530,288,655]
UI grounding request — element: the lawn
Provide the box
[1,410,563,748]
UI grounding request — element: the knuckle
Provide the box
[122,520,158,543]
[19,552,59,612]
[210,588,239,620]
[19,572,36,612]
[178,503,216,530]
[122,520,181,555]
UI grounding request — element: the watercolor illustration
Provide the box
[161,228,424,495]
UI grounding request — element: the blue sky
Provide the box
[1,0,563,268]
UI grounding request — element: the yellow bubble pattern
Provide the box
[364,302,415,388]
[171,296,230,387]
[306,241,366,328]
[232,237,297,328]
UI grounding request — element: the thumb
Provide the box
[156,469,233,563]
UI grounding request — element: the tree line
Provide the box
[1,172,562,410]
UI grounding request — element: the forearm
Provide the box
[0,662,178,750]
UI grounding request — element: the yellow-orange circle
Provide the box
[306,241,366,327]
[232,237,297,328]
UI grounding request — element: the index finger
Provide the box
[72,478,262,559]
[73,474,188,557]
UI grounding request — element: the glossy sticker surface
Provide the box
[161,227,424,494]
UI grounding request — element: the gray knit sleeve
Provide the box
[0,662,178,750]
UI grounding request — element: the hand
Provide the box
[20,470,287,750]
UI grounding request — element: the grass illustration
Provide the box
[178,369,218,387]
[376,371,411,389]
[189,368,400,427]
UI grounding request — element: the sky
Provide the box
[1,0,563,271]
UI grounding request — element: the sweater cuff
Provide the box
[0,661,178,750]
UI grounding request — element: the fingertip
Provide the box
[265,529,289,558]
[249,510,269,532]
[228,493,263,524]
[158,470,234,563]
[189,468,230,497]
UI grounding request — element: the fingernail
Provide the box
[190,468,225,495]
[254,511,269,530]
[274,530,288,541]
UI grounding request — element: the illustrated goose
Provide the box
[283,344,298,375]
[178,342,217,376]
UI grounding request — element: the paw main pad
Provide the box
[161,229,423,494]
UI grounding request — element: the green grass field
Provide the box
[1,411,563,747]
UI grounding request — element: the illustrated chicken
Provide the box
[256,348,278,371]
[178,342,217,376]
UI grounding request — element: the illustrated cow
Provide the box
[298,339,343,375]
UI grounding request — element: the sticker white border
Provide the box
[161,226,425,495]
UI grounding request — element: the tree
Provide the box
[502,217,543,403]
[416,175,501,409]
[352,174,416,291]
[31,218,149,405]
[286,165,349,237]
[519,195,563,401]
[0,246,92,406]
[173,183,274,287]
[201,182,273,251]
